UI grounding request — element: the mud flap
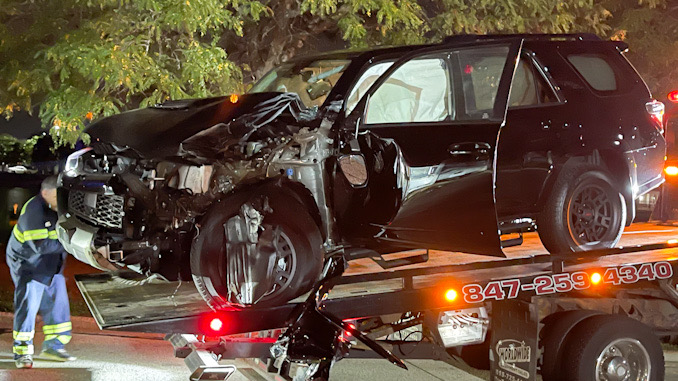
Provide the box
[490,300,539,381]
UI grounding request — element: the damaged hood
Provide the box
[86,92,317,159]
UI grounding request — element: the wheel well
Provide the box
[274,178,326,240]
[598,150,635,226]
[212,177,325,240]
[538,150,634,225]
[539,309,604,378]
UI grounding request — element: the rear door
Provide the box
[335,40,522,255]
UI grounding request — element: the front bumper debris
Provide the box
[56,214,113,271]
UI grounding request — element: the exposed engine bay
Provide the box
[57,93,340,305]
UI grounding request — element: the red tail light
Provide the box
[646,99,665,131]
[668,91,678,103]
[209,318,224,332]
[199,314,227,335]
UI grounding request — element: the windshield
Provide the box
[249,59,351,108]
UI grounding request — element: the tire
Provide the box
[458,339,491,370]
[558,315,664,381]
[191,191,323,309]
[540,310,602,380]
[538,164,626,254]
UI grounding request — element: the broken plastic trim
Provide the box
[224,200,277,306]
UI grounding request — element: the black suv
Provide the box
[57,34,665,308]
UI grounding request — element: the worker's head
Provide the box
[41,176,58,211]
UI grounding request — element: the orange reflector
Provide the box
[591,273,602,285]
[669,90,678,103]
[445,289,458,301]
[229,94,239,103]
[209,318,223,332]
[665,166,678,176]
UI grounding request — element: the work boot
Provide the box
[39,348,76,362]
[14,354,33,369]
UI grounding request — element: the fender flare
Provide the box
[537,149,635,226]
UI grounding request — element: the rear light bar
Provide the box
[646,99,665,132]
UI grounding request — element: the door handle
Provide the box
[449,142,492,157]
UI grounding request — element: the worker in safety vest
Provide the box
[5,176,76,368]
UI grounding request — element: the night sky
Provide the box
[0,111,43,139]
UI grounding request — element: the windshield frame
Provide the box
[248,58,353,109]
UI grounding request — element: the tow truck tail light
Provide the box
[199,314,227,335]
[646,99,665,131]
[666,166,678,176]
[210,318,224,332]
[445,289,458,302]
[669,91,678,103]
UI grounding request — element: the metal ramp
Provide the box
[75,272,212,331]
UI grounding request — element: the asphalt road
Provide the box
[0,222,678,380]
[0,314,676,381]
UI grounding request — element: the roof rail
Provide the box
[443,33,602,44]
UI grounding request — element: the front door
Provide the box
[335,41,521,256]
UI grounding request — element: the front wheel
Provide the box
[191,192,323,309]
[560,315,664,381]
[538,165,626,254]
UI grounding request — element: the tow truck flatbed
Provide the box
[75,225,678,380]
[76,241,678,334]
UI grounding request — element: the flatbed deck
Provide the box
[75,224,678,334]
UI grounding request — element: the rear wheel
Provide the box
[559,315,663,381]
[538,164,626,254]
[540,310,602,379]
[191,192,323,309]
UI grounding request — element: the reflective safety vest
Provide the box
[6,195,66,284]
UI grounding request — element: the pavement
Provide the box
[0,223,678,380]
[0,311,676,380]
[0,311,485,381]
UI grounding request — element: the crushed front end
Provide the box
[56,93,338,306]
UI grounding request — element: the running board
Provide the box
[501,232,523,248]
[344,248,430,269]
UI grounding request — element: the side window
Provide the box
[456,46,510,120]
[346,61,394,115]
[509,56,558,107]
[365,56,451,124]
[567,54,617,91]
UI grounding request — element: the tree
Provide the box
[0,1,631,147]
[0,134,27,164]
[603,0,678,99]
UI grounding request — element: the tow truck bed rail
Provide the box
[76,240,678,334]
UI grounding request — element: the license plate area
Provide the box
[437,307,489,347]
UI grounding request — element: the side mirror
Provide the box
[338,154,368,187]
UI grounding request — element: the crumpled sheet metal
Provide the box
[224,200,278,306]
[179,93,318,162]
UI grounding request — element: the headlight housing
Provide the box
[64,147,93,177]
